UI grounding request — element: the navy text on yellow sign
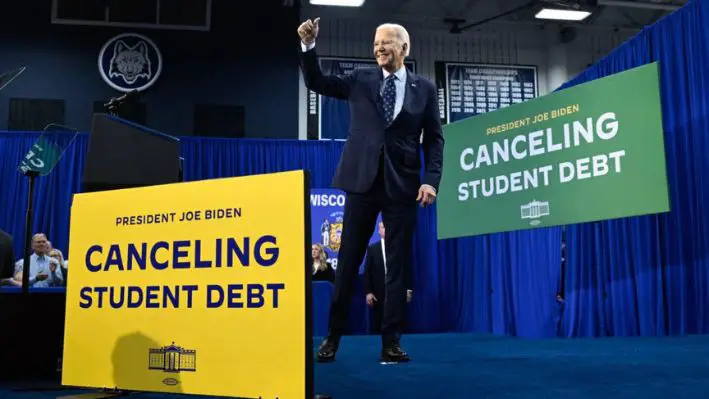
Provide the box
[63,170,313,399]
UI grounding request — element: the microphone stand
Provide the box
[104,89,140,116]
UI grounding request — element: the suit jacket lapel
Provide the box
[400,71,419,119]
[369,71,386,122]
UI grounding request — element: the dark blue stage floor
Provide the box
[3,333,709,399]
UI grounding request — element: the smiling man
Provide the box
[297,18,444,364]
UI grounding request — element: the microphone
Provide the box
[104,89,140,114]
[114,89,139,103]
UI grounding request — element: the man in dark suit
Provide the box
[364,221,413,334]
[297,18,444,363]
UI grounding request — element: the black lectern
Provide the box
[82,113,181,193]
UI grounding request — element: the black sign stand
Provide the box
[19,169,38,294]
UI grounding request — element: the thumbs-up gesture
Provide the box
[298,17,320,45]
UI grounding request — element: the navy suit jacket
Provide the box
[299,47,444,201]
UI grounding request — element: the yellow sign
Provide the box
[62,170,312,399]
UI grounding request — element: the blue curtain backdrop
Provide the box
[0,0,706,338]
[0,132,88,260]
[0,132,562,337]
[555,0,709,337]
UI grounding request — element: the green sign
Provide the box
[436,62,670,239]
[18,136,63,176]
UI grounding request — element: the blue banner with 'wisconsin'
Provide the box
[310,189,381,273]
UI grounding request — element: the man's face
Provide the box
[373,27,405,70]
[32,235,48,254]
[49,250,62,263]
[379,222,385,238]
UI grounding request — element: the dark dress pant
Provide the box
[327,157,417,344]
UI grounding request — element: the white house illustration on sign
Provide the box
[521,200,550,226]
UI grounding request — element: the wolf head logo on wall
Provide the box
[98,33,162,93]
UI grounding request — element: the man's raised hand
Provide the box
[297,17,320,45]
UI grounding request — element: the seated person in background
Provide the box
[48,249,67,286]
[0,228,16,286]
[14,233,63,287]
[312,244,335,283]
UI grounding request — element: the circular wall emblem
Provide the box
[98,33,162,93]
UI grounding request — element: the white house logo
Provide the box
[98,33,162,93]
[520,200,550,226]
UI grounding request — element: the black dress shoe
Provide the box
[316,337,339,363]
[381,343,410,363]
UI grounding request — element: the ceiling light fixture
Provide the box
[309,0,365,6]
[535,7,592,21]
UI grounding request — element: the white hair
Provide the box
[32,233,47,242]
[376,23,410,57]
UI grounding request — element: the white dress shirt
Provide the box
[14,253,63,287]
[381,239,387,276]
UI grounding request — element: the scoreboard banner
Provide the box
[306,57,416,140]
[435,61,537,124]
[437,62,670,239]
[63,170,312,399]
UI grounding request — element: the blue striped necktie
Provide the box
[382,75,397,125]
